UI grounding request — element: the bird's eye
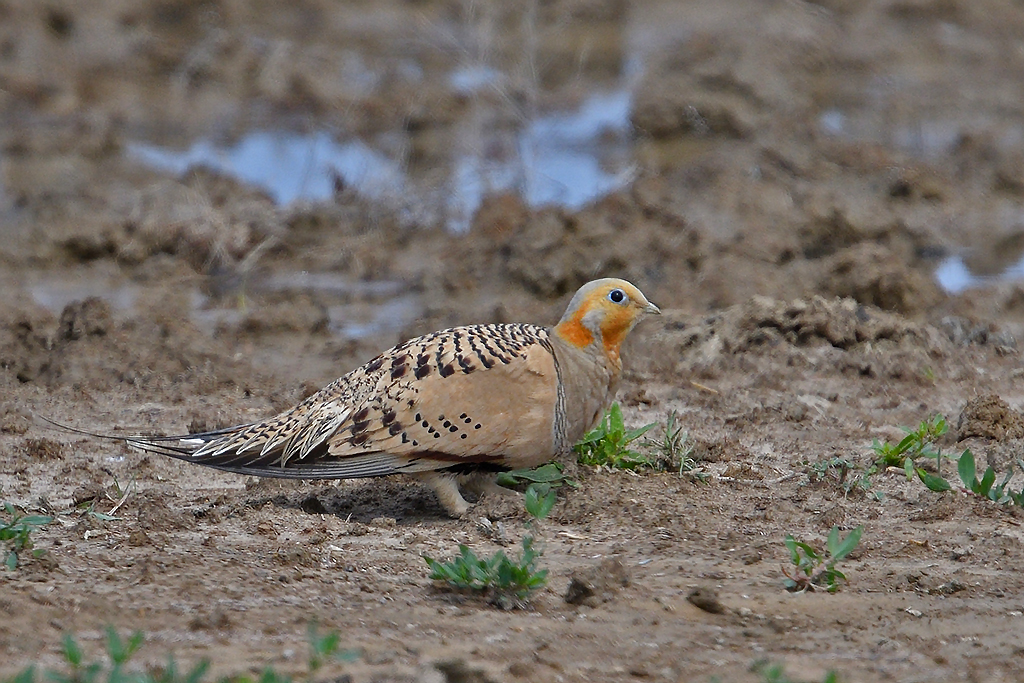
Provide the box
[608,289,627,304]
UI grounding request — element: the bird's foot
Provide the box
[414,471,471,518]
[460,472,523,502]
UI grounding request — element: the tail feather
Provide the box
[34,413,245,444]
[34,412,249,462]
[34,411,407,481]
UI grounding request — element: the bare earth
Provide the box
[3,1,1024,681]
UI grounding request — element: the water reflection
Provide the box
[27,269,420,342]
[448,65,503,94]
[128,133,405,206]
[328,294,421,340]
[935,254,1024,294]
[934,256,977,294]
[28,275,140,312]
[127,88,635,232]
[818,107,1024,161]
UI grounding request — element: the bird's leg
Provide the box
[460,472,523,501]
[414,471,470,518]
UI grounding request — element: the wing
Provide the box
[137,323,559,479]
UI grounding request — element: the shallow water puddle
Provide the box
[27,274,142,313]
[935,254,1024,294]
[445,89,635,231]
[819,106,1024,162]
[127,133,405,207]
[819,109,967,160]
[28,269,420,342]
[327,294,421,340]
[127,89,634,232]
[257,272,421,339]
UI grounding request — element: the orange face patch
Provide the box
[553,305,596,348]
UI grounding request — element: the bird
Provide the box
[85,278,659,517]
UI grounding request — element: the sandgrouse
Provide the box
[126,278,659,516]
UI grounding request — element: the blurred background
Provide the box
[2,0,1024,380]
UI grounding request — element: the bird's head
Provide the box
[552,278,660,362]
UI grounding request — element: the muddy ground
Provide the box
[4,0,1024,681]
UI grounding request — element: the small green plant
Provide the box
[306,622,359,672]
[496,462,576,490]
[523,482,557,519]
[871,415,951,492]
[873,417,1024,506]
[806,457,880,500]
[423,482,553,606]
[76,499,121,523]
[17,627,201,683]
[782,525,863,593]
[1,502,52,570]
[575,403,656,470]
[872,416,1024,505]
[957,451,1024,505]
[750,660,839,683]
[7,624,356,683]
[643,410,703,477]
[423,536,547,602]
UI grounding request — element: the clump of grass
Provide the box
[782,525,863,593]
[872,414,948,467]
[1,502,52,570]
[805,457,881,501]
[643,410,703,477]
[574,403,656,470]
[423,483,553,608]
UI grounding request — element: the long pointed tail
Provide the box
[32,412,246,462]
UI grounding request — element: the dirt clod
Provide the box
[22,437,64,459]
[56,298,112,342]
[686,586,726,614]
[957,395,1024,441]
[71,485,103,507]
[136,492,194,532]
[431,659,500,683]
[564,557,630,606]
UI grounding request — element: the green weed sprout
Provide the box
[575,403,656,470]
[423,482,553,606]
[496,462,576,490]
[874,417,1024,506]
[6,623,356,683]
[871,415,951,492]
[782,525,863,593]
[957,451,1024,505]
[307,622,359,672]
[1,502,52,570]
[423,536,547,601]
[643,410,703,476]
[751,660,840,683]
[806,457,880,500]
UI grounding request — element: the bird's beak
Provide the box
[644,302,661,315]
